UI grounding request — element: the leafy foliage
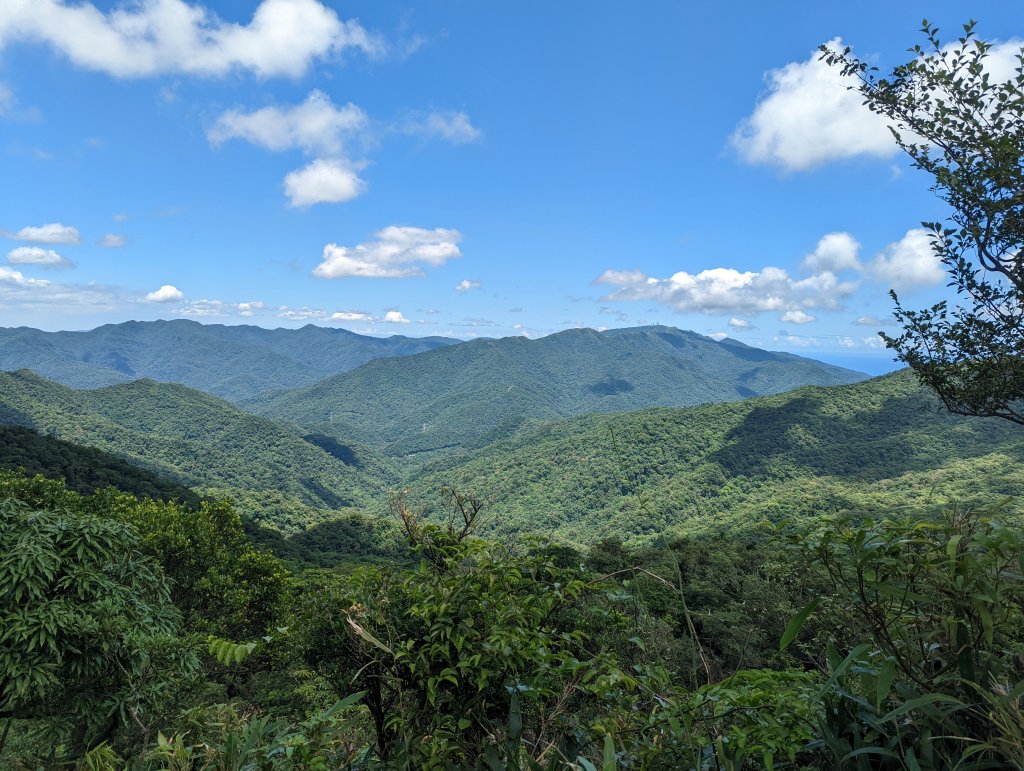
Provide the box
[823,23,1024,424]
[0,497,197,756]
[0,472,289,638]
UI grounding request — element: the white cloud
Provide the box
[209,91,368,155]
[455,279,480,293]
[0,266,46,286]
[314,225,463,279]
[383,310,409,323]
[283,158,366,207]
[837,334,886,350]
[775,334,820,348]
[733,38,1024,172]
[868,228,943,289]
[595,264,857,315]
[802,231,861,274]
[728,317,751,330]
[0,82,12,115]
[236,301,264,316]
[331,310,371,321]
[112,212,129,223]
[707,331,728,341]
[853,315,888,326]
[277,306,327,321]
[4,222,80,244]
[178,298,262,317]
[403,110,481,144]
[0,266,119,311]
[0,0,383,79]
[276,305,373,322]
[780,309,816,324]
[7,246,73,269]
[731,38,894,171]
[146,284,184,303]
[98,233,126,247]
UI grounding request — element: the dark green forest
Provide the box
[249,326,864,455]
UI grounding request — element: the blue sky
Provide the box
[1,1,1020,373]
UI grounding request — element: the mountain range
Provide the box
[251,325,867,455]
[403,370,1024,544]
[0,319,456,401]
[0,369,392,531]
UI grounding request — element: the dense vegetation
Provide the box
[0,425,201,507]
[1,473,1021,769]
[0,320,455,401]
[0,370,395,530]
[405,370,1024,543]
[250,326,865,455]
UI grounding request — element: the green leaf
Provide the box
[875,658,895,711]
[602,735,616,771]
[780,599,820,652]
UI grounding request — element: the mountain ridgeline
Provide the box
[0,369,394,531]
[0,319,456,401]
[404,370,1024,544]
[251,325,867,455]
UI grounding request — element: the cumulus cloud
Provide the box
[868,228,943,289]
[780,309,816,324]
[707,331,728,341]
[454,279,480,293]
[0,0,383,79]
[728,317,751,330]
[98,233,126,247]
[209,91,368,155]
[733,38,1024,172]
[383,310,409,323]
[595,265,857,316]
[146,284,184,303]
[283,158,366,206]
[731,38,894,171]
[209,90,373,206]
[314,225,462,279]
[7,246,74,269]
[4,222,80,244]
[802,231,861,274]
[402,110,481,144]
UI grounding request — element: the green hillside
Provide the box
[252,325,867,455]
[0,319,456,401]
[0,425,202,507]
[403,370,1024,544]
[0,370,393,530]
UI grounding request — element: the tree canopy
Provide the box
[823,21,1024,423]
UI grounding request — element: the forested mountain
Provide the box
[252,325,867,455]
[404,370,1024,544]
[0,370,393,529]
[0,319,456,401]
[0,425,202,507]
